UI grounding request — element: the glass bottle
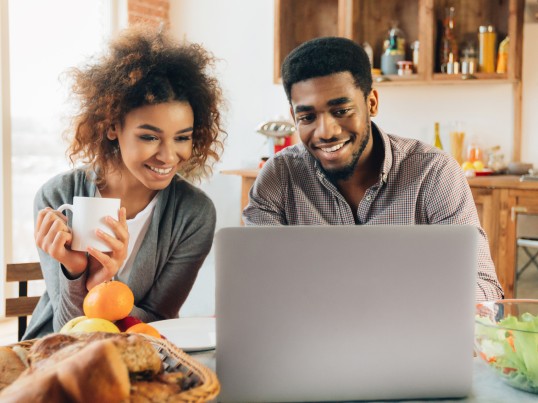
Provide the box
[439,7,458,73]
[434,122,443,150]
[496,36,509,74]
[478,25,497,73]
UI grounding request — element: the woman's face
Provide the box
[108,101,194,191]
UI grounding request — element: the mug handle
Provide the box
[57,203,74,214]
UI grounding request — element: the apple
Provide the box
[61,317,120,334]
[115,316,143,332]
[60,316,89,333]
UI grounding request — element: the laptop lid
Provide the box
[215,225,477,402]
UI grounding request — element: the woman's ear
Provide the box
[107,124,118,141]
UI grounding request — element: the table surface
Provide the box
[188,351,537,403]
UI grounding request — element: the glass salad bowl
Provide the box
[475,299,538,394]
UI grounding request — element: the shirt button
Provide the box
[366,195,372,201]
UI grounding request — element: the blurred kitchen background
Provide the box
[1,1,538,344]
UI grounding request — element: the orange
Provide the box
[125,322,161,338]
[83,281,134,321]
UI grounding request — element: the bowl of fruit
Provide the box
[475,299,538,394]
[461,160,494,177]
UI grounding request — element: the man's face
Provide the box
[290,72,378,181]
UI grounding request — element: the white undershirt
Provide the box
[95,189,159,282]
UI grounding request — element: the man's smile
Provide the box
[316,140,350,154]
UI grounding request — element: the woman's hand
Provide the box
[35,207,88,277]
[86,207,129,290]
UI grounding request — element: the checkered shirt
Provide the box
[243,124,504,302]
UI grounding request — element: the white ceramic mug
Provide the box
[57,196,121,252]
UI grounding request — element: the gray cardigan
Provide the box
[23,168,216,340]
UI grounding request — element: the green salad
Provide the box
[475,311,538,393]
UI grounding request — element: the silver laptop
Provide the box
[215,225,477,402]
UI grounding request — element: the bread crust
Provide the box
[27,332,162,376]
[0,346,27,391]
[0,340,130,403]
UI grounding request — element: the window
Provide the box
[7,0,113,262]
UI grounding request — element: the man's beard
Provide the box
[321,127,370,183]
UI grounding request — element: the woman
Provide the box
[24,24,226,339]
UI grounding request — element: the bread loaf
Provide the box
[0,339,130,403]
[0,367,68,403]
[0,346,27,391]
[56,339,130,402]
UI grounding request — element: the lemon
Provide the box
[461,161,474,171]
[473,160,485,171]
[70,317,120,333]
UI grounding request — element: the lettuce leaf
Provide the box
[475,312,538,393]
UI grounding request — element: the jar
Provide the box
[467,143,483,163]
[397,61,414,75]
[478,25,497,73]
[461,43,478,74]
[411,40,419,71]
[380,23,406,75]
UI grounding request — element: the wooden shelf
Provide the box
[275,0,523,82]
[274,0,525,160]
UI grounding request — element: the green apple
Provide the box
[60,315,89,333]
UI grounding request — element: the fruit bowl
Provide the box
[475,299,538,394]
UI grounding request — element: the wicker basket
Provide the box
[8,335,220,402]
[146,335,220,402]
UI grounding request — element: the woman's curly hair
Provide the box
[65,24,226,185]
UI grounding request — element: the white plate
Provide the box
[148,317,216,352]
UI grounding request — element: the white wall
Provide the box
[375,84,514,160]
[521,23,538,165]
[171,0,538,316]
[171,0,287,316]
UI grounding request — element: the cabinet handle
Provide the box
[511,206,528,221]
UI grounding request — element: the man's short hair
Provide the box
[281,36,373,102]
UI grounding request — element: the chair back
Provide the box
[517,214,538,239]
[5,262,43,340]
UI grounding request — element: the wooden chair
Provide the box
[514,213,538,296]
[5,262,43,341]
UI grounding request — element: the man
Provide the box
[243,37,503,301]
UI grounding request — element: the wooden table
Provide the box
[221,169,538,297]
[192,351,538,402]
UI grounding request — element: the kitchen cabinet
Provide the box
[223,170,538,298]
[469,175,538,299]
[274,0,524,83]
